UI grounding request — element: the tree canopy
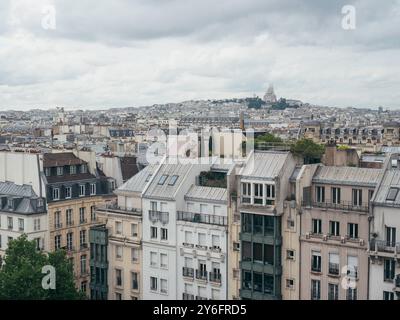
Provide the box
[290,138,324,164]
[0,235,85,300]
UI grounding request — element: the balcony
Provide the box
[395,275,400,290]
[209,272,222,284]
[302,200,369,213]
[183,267,194,278]
[177,211,227,226]
[183,242,194,248]
[80,218,88,225]
[66,220,74,227]
[195,270,208,281]
[196,296,208,300]
[80,243,88,250]
[183,293,194,300]
[148,210,169,224]
[96,203,142,216]
[196,244,208,251]
[328,263,340,276]
[54,222,63,229]
[369,239,400,256]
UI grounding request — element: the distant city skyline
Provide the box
[1,0,400,110]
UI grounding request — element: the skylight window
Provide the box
[145,174,152,182]
[158,174,168,185]
[168,175,179,186]
[386,187,399,201]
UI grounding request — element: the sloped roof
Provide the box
[118,165,156,193]
[313,166,382,187]
[240,151,289,180]
[374,170,400,206]
[185,185,227,203]
[43,152,85,167]
[0,181,36,197]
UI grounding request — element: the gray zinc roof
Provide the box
[0,181,36,197]
[240,151,290,180]
[313,166,382,187]
[118,165,157,193]
[373,170,400,206]
[185,185,227,203]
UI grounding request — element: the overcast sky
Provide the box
[0,0,399,110]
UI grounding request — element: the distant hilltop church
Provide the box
[263,84,277,104]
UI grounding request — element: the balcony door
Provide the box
[386,227,396,247]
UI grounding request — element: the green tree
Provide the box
[0,235,84,300]
[255,133,283,144]
[290,139,324,164]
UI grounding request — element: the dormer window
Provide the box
[37,198,44,207]
[45,168,51,177]
[57,167,64,176]
[79,184,86,197]
[80,164,87,174]
[7,198,13,209]
[70,165,77,175]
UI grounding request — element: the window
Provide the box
[331,187,341,204]
[198,233,206,246]
[18,218,24,231]
[347,256,358,279]
[150,201,157,211]
[65,186,72,199]
[53,188,60,200]
[241,183,251,203]
[158,175,168,185]
[266,184,275,199]
[90,206,96,221]
[131,248,139,263]
[386,187,399,201]
[150,277,157,291]
[352,189,362,206]
[150,252,157,267]
[115,221,122,235]
[161,228,168,241]
[347,223,358,239]
[264,244,274,265]
[80,281,87,293]
[242,213,252,232]
[253,243,263,264]
[312,219,322,234]
[311,251,321,272]
[386,226,396,247]
[116,246,123,259]
[90,183,96,195]
[80,230,87,248]
[311,279,321,300]
[79,184,85,197]
[329,253,340,275]
[115,293,122,300]
[54,235,61,250]
[145,174,152,182]
[328,283,339,300]
[160,279,168,294]
[79,207,86,224]
[242,271,252,289]
[116,269,122,286]
[34,218,41,231]
[329,221,340,237]
[211,288,220,300]
[70,165,77,175]
[80,164,87,174]
[150,227,157,239]
[57,167,63,176]
[45,167,51,176]
[80,255,87,274]
[211,235,220,248]
[384,291,395,300]
[264,216,274,234]
[242,241,251,262]
[316,186,325,203]
[254,183,263,204]
[184,231,192,244]
[346,288,357,300]
[67,233,73,250]
[7,198,13,209]
[384,258,395,281]
[264,274,273,294]
[7,217,13,230]
[66,209,73,226]
[253,272,262,292]
[287,250,295,260]
[160,253,168,268]
[131,272,138,290]
[286,279,294,289]
[131,224,138,237]
[253,215,263,234]
[168,175,179,186]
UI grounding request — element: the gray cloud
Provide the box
[0,0,399,109]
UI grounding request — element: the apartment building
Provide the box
[369,155,400,300]
[238,151,296,300]
[0,181,48,260]
[176,162,234,301]
[92,165,155,300]
[141,159,210,299]
[300,166,382,300]
[44,152,116,294]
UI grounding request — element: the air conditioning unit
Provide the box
[341,237,346,243]
[305,232,311,239]
[323,235,328,241]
